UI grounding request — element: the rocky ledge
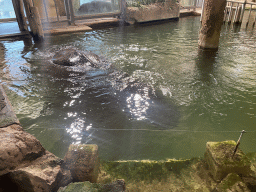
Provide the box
[0,123,72,191]
[0,123,124,192]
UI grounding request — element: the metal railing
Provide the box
[223,0,256,25]
[224,0,246,23]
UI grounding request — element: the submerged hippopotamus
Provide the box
[51,48,145,91]
[52,48,107,67]
[50,47,179,128]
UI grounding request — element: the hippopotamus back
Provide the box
[52,48,108,69]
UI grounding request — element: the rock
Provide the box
[63,144,99,183]
[103,159,194,182]
[204,140,251,181]
[57,181,101,192]
[8,151,69,192]
[0,83,73,191]
[241,175,256,191]
[216,173,250,192]
[57,180,125,192]
[0,84,20,128]
[102,179,126,192]
[57,167,73,190]
[0,124,45,176]
[0,124,73,192]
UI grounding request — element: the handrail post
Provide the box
[64,0,71,24]
[53,0,60,22]
[239,0,246,23]
[69,0,75,25]
[193,0,197,11]
[200,0,205,22]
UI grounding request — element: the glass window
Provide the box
[74,0,120,16]
[0,0,16,19]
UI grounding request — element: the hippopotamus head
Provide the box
[52,48,110,69]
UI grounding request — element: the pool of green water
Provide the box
[0,16,255,160]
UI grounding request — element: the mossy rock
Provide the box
[216,173,250,192]
[205,141,251,181]
[58,181,101,192]
[58,180,125,192]
[63,144,99,183]
[102,159,196,182]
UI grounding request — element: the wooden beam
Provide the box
[23,0,44,42]
[0,31,30,40]
[30,6,44,41]
[44,25,92,35]
[12,0,28,32]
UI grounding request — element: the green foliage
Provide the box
[127,0,166,7]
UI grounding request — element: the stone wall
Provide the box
[125,0,180,24]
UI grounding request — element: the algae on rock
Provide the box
[63,144,99,183]
[205,140,251,181]
[102,159,194,182]
[216,173,250,192]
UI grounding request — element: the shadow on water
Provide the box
[195,48,218,84]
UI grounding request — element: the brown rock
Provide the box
[63,144,99,183]
[0,84,72,191]
[0,84,20,128]
[0,124,45,176]
[9,151,72,192]
[102,179,126,192]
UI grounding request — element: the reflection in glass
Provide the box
[75,0,120,16]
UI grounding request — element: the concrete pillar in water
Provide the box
[198,0,227,49]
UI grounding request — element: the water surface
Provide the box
[0,16,255,160]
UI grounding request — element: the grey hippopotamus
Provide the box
[50,47,179,128]
[52,48,106,67]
